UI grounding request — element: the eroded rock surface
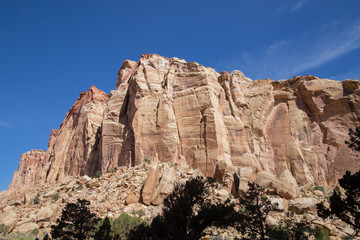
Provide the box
[8,54,360,197]
[10,86,109,191]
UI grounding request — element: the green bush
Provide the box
[0,224,9,234]
[144,158,151,164]
[33,192,40,204]
[314,186,325,194]
[51,193,60,202]
[30,227,39,236]
[95,213,145,240]
[94,170,102,178]
[76,184,83,190]
[315,226,329,240]
[111,213,144,240]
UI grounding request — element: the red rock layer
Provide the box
[8,54,360,194]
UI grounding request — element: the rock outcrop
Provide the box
[8,54,360,197]
[10,86,109,190]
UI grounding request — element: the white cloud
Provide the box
[0,121,12,128]
[216,20,360,80]
[290,0,310,12]
[276,0,311,13]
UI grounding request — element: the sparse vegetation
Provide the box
[314,186,325,194]
[93,170,102,178]
[0,224,9,234]
[314,226,330,240]
[30,227,39,236]
[317,128,360,237]
[51,192,60,202]
[144,158,151,165]
[94,213,145,240]
[33,192,40,204]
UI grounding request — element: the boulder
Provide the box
[16,222,39,234]
[151,165,177,205]
[289,197,318,213]
[36,204,58,222]
[141,157,160,205]
[125,193,139,205]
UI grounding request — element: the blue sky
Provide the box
[1,0,360,191]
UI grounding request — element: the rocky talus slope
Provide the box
[2,53,360,237]
[0,160,356,238]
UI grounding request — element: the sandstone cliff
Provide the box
[9,54,360,196]
[10,86,109,190]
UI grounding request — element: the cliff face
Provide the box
[10,86,109,189]
[8,54,360,193]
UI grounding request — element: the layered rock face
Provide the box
[9,54,360,195]
[10,86,109,189]
[100,54,360,192]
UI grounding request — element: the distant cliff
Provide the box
[9,54,360,196]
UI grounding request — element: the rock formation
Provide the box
[8,54,360,198]
[10,86,109,190]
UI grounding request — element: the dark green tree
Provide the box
[94,216,112,240]
[317,127,360,237]
[237,182,279,240]
[129,176,235,240]
[316,171,360,237]
[345,127,360,151]
[51,198,100,240]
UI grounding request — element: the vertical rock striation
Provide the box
[8,54,360,195]
[9,86,109,190]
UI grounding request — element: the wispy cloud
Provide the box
[0,121,12,128]
[290,0,310,12]
[217,20,360,80]
[276,0,311,13]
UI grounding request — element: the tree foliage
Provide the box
[129,176,235,240]
[94,216,112,240]
[51,198,100,240]
[317,127,360,237]
[345,127,360,152]
[237,182,279,240]
[317,171,360,237]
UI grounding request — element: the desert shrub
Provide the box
[30,227,39,236]
[0,224,9,234]
[314,226,329,240]
[33,192,40,204]
[93,170,102,178]
[51,193,60,202]
[76,184,83,190]
[112,213,144,240]
[144,158,151,164]
[314,186,325,194]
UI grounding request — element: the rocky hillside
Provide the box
[9,53,360,194]
[0,159,356,238]
[2,53,360,238]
